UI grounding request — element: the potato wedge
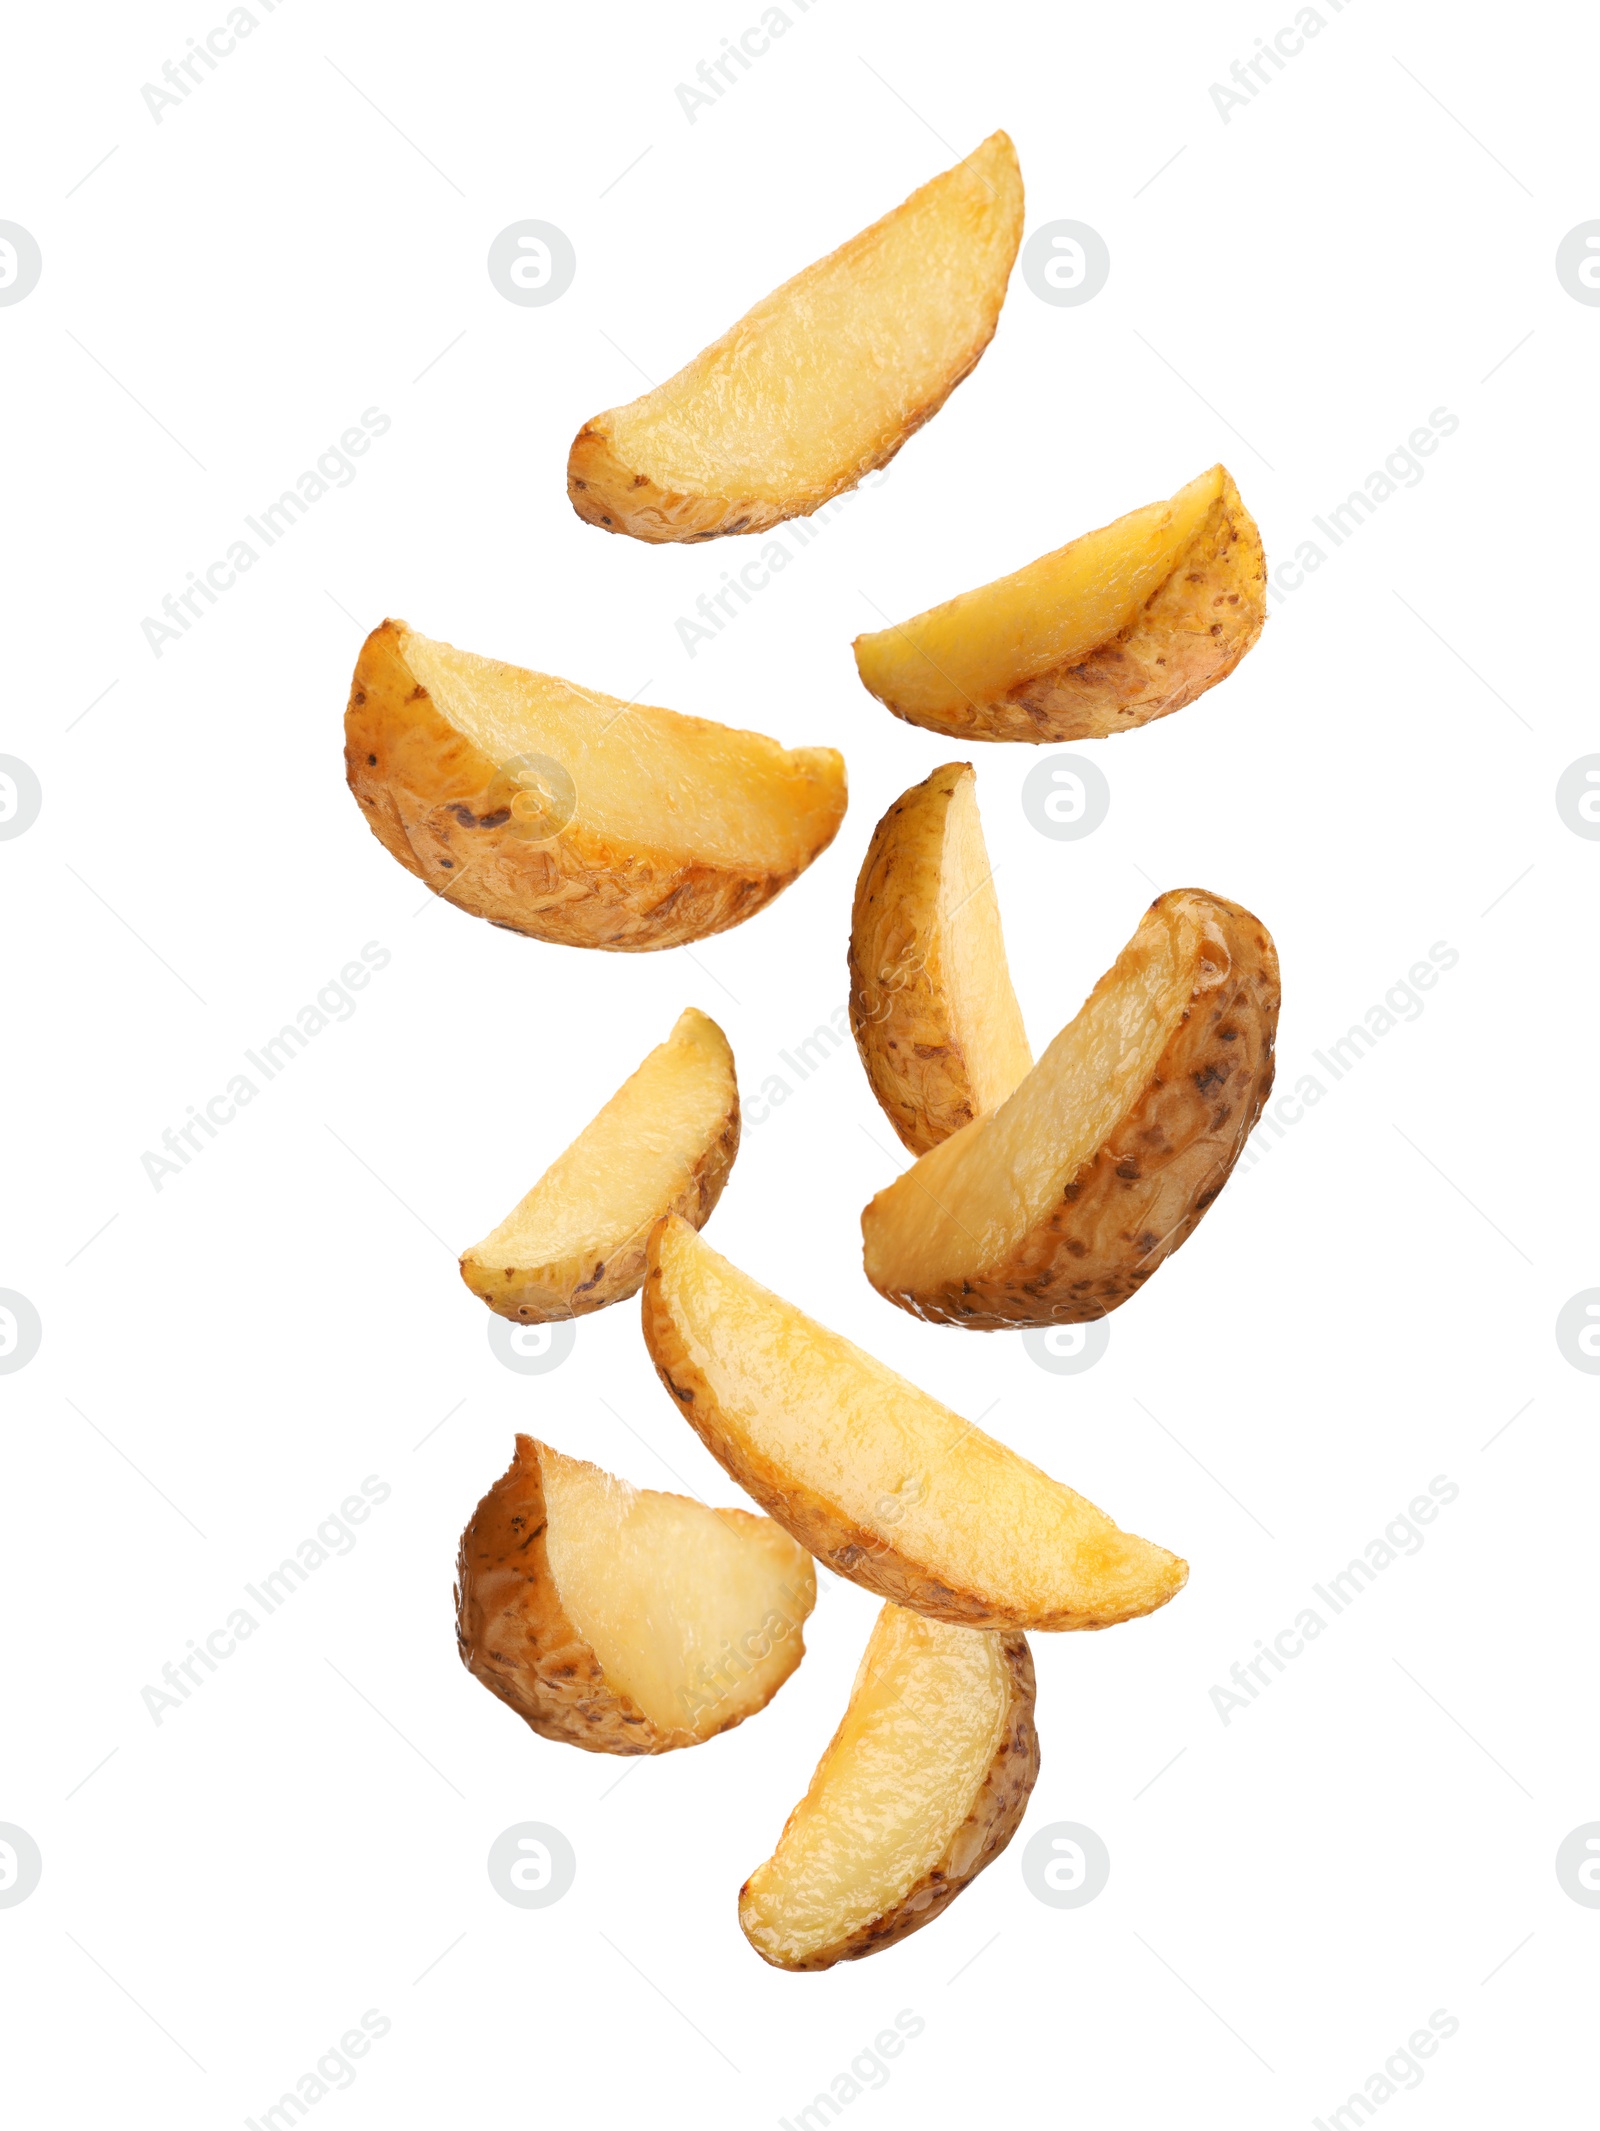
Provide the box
[642,1215,1187,1630]
[848,762,1031,1154]
[853,466,1266,741]
[568,132,1023,544]
[461,1009,738,1322]
[456,1436,816,1755]
[345,621,846,950]
[863,889,1279,1327]
[740,1605,1038,1970]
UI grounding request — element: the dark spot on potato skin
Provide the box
[1192,1063,1230,1094]
[367,752,377,765]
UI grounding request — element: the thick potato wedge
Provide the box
[568,133,1022,543]
[456,1436,816,1755]
[863,889,1279,1327]
[345,621,846,950]
[848,762,1031,1154]
[853,466,1266,741]
[461,1009,738,1322]
[642,1215,1187,1630]
[740,1605,1038,1970]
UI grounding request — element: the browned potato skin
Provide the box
[865,890,1279,1328]
[344,620,845,951]
[742,1633,1040,1971]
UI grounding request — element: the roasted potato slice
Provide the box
[456,1436,816,1755]
[849,762,1031,1154]
[568,132,1023,543]
[642,1215,1186,1630]
[853,466,1266,740]
[345,621,846,950]
[461,1009,738,1322]
[740,1605,1038,1970]
[863,889,1279,1327]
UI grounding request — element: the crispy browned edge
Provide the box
[344,620,846,951]
[862,471,1267,741]
[864,890,1280,1327]
[455,1435,810,1756]
[740,1629,1039,1971]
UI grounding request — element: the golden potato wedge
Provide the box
[863,889,1279,1327]
[456,1436,816,1755]
[461,1009,738,1322]
[642,1215,1187,1630]
[848,762,1031,1155]
[345,621,846,950]
[853,465,1266,741]
[568,132,1023,543]
[740,1605,1038,1970]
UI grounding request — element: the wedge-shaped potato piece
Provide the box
[642,1215,1186,1629]
[853,466,1266,740]
[456,1436,816,1755]
[740,1605,1038,1970]
[346,621,846,950]
[863,889,1279,1327]
[568,133,1023,544]
[461,1009,738,1322]
[849,762,1031,1155]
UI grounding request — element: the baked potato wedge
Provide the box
[456,1435,816,1755]
[345,621,846,950]
[863,889,1279,1327]
[461,1008,738,1322]
[642,1215,1187,1630]
[849,762,1031,1155]
[740,1605,1038,1970]
[568,132,1023,543]
[853,465,1266,740]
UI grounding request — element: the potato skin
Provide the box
[344,621,845,951]
[741,1633,1039,1971]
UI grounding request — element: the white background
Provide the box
[2,2,1593,2124]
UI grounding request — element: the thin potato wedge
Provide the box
[456,1436,816,1755]
[863,889,1279,1327]
[853,466,1266,741]
[461,1009,738,1322]
[642,1215,1187,1630]
[740,1605,1038,1970]
[848,762,1031,1154]
[345,621,846,950]
[568,133,1023,543]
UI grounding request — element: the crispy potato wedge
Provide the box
[863,889,1279,1327]
[456,1436,816,1755]
[642,1215,1187,1630]
[345,621,846,950]
[568,133,1023,544]
[849,762,1031,1154]
[461,1009,738,1322]
[853,466,1266,741]
[740,1605,1038,1970]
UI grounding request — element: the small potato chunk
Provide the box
[849,762,1031,1154]
[853,466,1266,741]
[461,1008,738,1323]
[568,133,1023,543]
[456,1436,816,1755]
[740,1605,1039,1970]
[862,889,1279,1327]
[642,1215,1187,1631]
